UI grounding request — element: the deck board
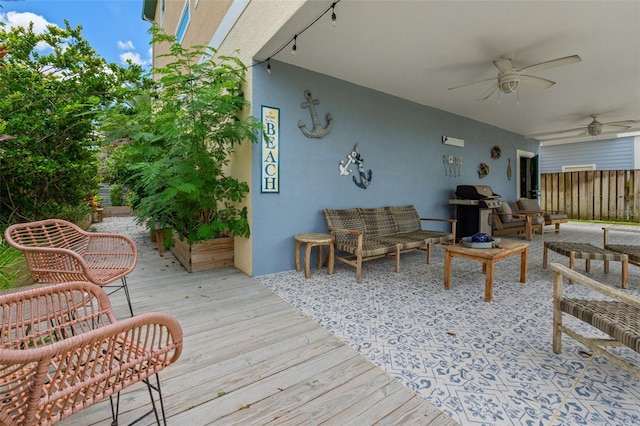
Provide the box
[57,219,456,425]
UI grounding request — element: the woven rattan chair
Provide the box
[0,281,183,425]
[4,219,138,315]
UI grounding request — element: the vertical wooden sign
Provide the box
[261,106,280,193]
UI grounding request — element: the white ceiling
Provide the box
[255,0,640,143]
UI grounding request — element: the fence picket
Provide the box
[541,170,640,223]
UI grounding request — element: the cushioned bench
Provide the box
[551,262,640,378]
[323,205,456,282]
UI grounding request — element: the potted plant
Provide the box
[100,28,262,271]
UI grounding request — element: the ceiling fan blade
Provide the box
[603,119,640,127]
[519,75,555,89]
[526,126,588,139]
[493,59,513,73]
[518,55,582,74]
[448,77,497,91]
[478,82,500,100]
[602,123,634,131]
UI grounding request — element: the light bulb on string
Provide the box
[331,3,337,26]
[292,35,297,55]
[267,58,271,74]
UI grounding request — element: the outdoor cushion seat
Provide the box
[492,201,540,240]
[517,198,568,233]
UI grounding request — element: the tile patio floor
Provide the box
[257,222,640,425]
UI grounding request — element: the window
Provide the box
[176,1,190,44]
[562,164,596,172]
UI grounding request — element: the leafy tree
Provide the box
[101,27,262,243]
[0,21,147,224]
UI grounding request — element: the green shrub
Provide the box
[110,184,124,206]
[0,241,25,290]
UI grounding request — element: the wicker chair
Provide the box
[0,281,183,425]
[4,219,138,315]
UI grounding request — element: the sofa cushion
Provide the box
[517,198,541,212]
[497,201,513,222]
[388,205,421,233]
[334,238,397,258]
[358,207,398,237]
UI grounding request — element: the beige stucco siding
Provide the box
[214,1,306,276]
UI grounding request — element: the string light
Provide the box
[253,0,341,73]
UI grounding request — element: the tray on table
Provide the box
[462,236,501,249]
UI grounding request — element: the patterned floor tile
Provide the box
[257,223,640,425]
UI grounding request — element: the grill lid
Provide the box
[455,185,500,200]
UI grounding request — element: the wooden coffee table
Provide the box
[444,240,529,302]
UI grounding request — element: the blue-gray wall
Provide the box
[250,61,538,276]
[539,137,635,173]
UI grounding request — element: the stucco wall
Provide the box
[250,61,538,276]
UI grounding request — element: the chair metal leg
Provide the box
[108,374,167,426]
[109,392,121,426]
[104,277,134,316]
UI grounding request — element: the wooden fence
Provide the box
[541,170,640,223]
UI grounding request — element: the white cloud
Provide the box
[117,40,135,50]
[0,11,57,35]
[119,51,150,67]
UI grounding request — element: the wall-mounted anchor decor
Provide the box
[339,144,372,189]
[298,90,333,138]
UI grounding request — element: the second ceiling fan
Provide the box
[526,115,640,140]
[449,53,582,100]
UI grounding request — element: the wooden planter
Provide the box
[170,232,234,272]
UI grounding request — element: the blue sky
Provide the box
[0,0,152,68]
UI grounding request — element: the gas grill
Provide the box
[449,185,502,240]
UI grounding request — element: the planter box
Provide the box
[170,233,234,272]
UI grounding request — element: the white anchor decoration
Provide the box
[298,90,333,138]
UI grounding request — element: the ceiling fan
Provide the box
[526,115,640,140]
[449,53,582,100]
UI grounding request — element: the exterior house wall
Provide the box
[539,137,635,172]
[250,61,538,276]
[150,0,233,69]
[144,0,540,277]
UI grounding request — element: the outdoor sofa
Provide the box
[323,205,456,282]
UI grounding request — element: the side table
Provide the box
[295,233,334,278]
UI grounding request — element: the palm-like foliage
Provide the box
[101,28,261,242]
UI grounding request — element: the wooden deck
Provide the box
[58,220,455,425]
